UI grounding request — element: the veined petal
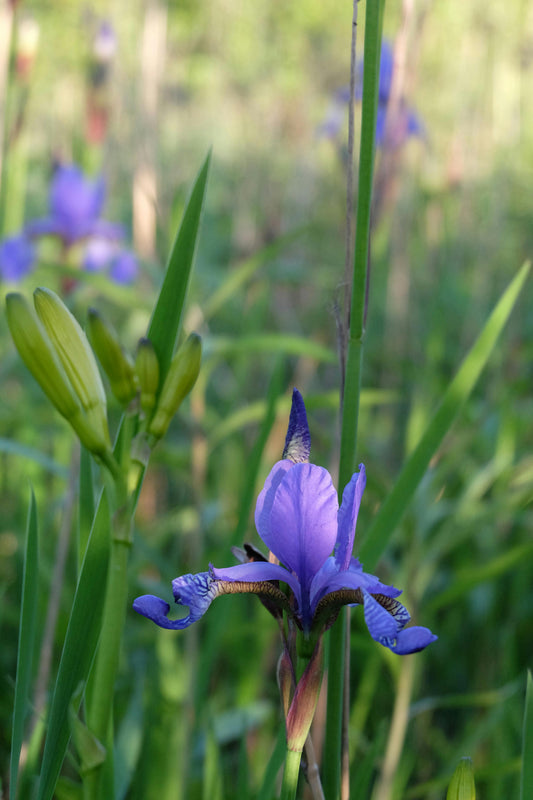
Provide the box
[362,589,399,641]
[133,571,218,629]
[282,388,311,463]
[311,560,401,611]
[268,464,338,599]
[335,465,366,570]
[211,561,300,600]
[255,459,294,545]
[390,626,438,655]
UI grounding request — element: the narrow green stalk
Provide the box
[85,485,132,798]
[324,2,384,798]
[280,748,303,800]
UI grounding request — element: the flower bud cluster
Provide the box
[7,288,202,459]
[6,289,111,457]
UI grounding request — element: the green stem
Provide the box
[324,2,384,798]
[85,492,132,798]
[280,748,302,800]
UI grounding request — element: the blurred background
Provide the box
[1,0,532,798]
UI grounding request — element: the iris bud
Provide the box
[285,641,323,753]
[87,308,138,406]
[446,757,476,800]
[33,288,111,452]
[148,333,201,440]
[6,293,110,456]
[277,647,295,718]
[135,337,160,419]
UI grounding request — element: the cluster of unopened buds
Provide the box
[6,288,201,467]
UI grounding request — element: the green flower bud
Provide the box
[87,308,138,406]
[33,288,111,452]
[446,758,476,800]
[6,293,110,456]
[135,337,160,418]
[285,641,323,753]
[277,646,296,719]
[148,333,201,441]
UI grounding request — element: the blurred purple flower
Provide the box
[26,164,123,246]
[0,234,36,281]
[109,250,138,285]
[93,20,117,63]
[1,163,138,285]
[317,39,423,148]
[83,236,115,273]
[83,238,138,285]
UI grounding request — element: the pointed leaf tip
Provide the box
[282,388,311,463]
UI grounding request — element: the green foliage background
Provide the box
[1,0,532,798]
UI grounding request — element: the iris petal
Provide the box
[362,589,399,641]
[255,459,294,546]
[390,626,438,655]
[335,465,366,570]
[133,571,219,629]
[268,463,338,594]
[312,563,402,610]
[211,561,301,601]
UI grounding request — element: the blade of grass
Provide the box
[257,727,286,800]
[325,3,384,797]
[359,261,530,571]
[147,151,211,386]
[0,437,69,478]
[427,540,533,614]
[520,671,533,800]
[202,226,307,322]
[10,489,39,800]
[233,360,285,545]
[205,333,336,364]
[77,446,94,572]
[37,490,110,800]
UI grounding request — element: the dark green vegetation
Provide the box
[1,1,532,798]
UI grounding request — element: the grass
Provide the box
[1,0,532,798]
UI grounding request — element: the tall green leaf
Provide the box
[325,3,384,797]
[37,491,111,800]
[10,490,39,800]
[360,261,530,571]
[520,671,533,800]
[147,151,211,386]
[77,446,95,573]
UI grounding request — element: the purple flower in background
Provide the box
[93,20,117,64]
[1,162,139,285]
[26,164,123,246]
[109,250,138,285]
[134,390,437,656]
[0,234,36,281]
[317,39,423,148]
[83,238,138,285]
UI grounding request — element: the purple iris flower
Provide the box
[109,249,138,285]
[83,238,138,285]
[134,390,437,655]
[0,234,36,281]
[26,164,123,246]
[317,39,423,149]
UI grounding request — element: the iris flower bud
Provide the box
[6,293,110,456]
[446,757,476,800]
[148,333,201,441]
[33,288,111,453]
[86,308,138,406]
[135,337,159,419]
[285,641,323,753]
